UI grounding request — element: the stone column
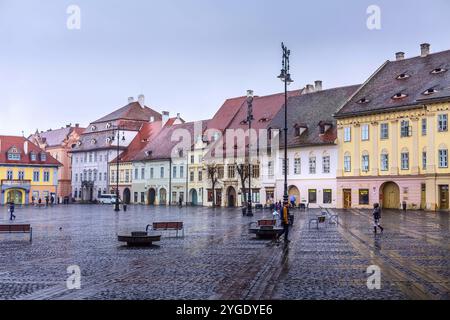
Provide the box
[390,120,399,175]
[371,122,379,176]
[411,118,420,174]
[353,124,361,176]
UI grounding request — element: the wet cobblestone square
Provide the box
[0,205,448,300]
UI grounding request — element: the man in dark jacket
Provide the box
[373,203,384,234]
[9,202,16,221]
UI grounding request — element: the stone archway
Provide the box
[380,182,400,209]
[288,185,300,205]
[123,188,131,204]
[226,186,236,208]
[190,189,198,206]
[148,188,156,205]
[6,189,24,205]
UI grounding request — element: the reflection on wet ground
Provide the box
[0,205,448,300]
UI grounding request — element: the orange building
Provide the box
[29,125,84,202]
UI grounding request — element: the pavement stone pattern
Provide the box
[0,205,448,300]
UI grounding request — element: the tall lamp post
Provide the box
[246,90,254,216]
[111,125,125,212]
[277,43,293,206]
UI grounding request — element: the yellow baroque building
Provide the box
[0,136,61,205]
[335,44,450,211]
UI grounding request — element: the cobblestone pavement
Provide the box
[0,205,448,300]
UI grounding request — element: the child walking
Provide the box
[373,203,384,234]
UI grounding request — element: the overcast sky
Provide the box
[1,0,450,135]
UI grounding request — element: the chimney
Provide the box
[305,84,314,93]
[395,52,405,61]
[24,141,29,155]
[138,94,145,108]
[162,111,170,126]
[75,123,79,128]
[421,43,430,57]
[177,113,181,119]
[128,97,134,104]
[314,80,323,92]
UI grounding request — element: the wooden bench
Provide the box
[249,220,283,239]
[147,222,184,237]
[0,224,32,242]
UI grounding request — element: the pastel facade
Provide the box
[71,95,162,202]
[0,136,61,205]
[335,44,450,211]
[29,125,84,201]
[265,84,359,208]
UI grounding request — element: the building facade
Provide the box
[265,84,359,208]
[29,124,84,202]
[71,95,162,202]
[0,136,61,205]
[335,44,450,211]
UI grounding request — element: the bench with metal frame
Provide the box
[249,219,283,239]
[147,222,185,238]
[319,207,339,225]
[308,215,327,229]
[0,224,32,242]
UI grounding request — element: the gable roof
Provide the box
[132,121,208,162]
[0,136,61,166]
[109,122,163,163]
[29,126,85,148]
[92,102,162,124]
[270,85,360,148]
[335,49,450,118]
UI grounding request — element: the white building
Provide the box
[263,84,360,208]
[71,95,162,202]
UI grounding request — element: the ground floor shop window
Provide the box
[207,189,214,202]
[359,189,369,205]
[308,189,317,204]
[323,189,332,204]
[252,189,260,203]
[134,192,138,203]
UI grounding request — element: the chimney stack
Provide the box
[162,111,170,126]
[314,80,323,92]
[177,113,181,119]
[24,141,29,155]
[421,43,430,57]
[128,97,134,104]
[138,94,145,108]
[305,84,314,93]
[75,123,79,128]
[395,52,405,61]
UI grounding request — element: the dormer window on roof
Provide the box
[423,88,438,95]
[30,152,37,161]
[396,73,410,80]
[294,124,308,137]
[357,97,370,104]
[91,139,97,145]
[7,147,21,161]
[91,125,97,131]
[431,68,447,74]
[319,122,333,135]
[106,122,112,129]
[392,92,408,100]
[40,152,47,161]
[259,117,270,123]
[77,141,82,146]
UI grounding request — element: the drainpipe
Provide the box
[186,153,189,205]
[169,158,172,206]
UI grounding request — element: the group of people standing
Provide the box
[31,195,54,207]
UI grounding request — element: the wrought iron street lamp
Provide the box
[277,42,293,206]
[246,89,254,217]
[111,125,125,212]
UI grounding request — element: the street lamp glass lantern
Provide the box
[247,90,254,98]
[277,69,286,81]
[285,73,294,85]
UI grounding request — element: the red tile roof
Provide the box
[92,102,162,124]
[110,122,163,163]
[0,136,61,166]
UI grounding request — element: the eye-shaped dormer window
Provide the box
[431,68,447,74]
[423,88,438,96]
[357,97,370,104]
[396,73,410,80]
[392,92,408,100]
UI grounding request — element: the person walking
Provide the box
[373,203,384,234]
[277,203,290,243]
[9,202,16,221]
[45,196,49,207]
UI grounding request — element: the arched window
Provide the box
[380,149,389,171]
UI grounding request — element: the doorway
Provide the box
[190,189,198,206]
[439,185,449,210]
[148,188,156,205]
[343,189,352,209]
[381,182,400,209]
[123,188,131,204]
[226,186,236,207]
[6,189,24,205]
